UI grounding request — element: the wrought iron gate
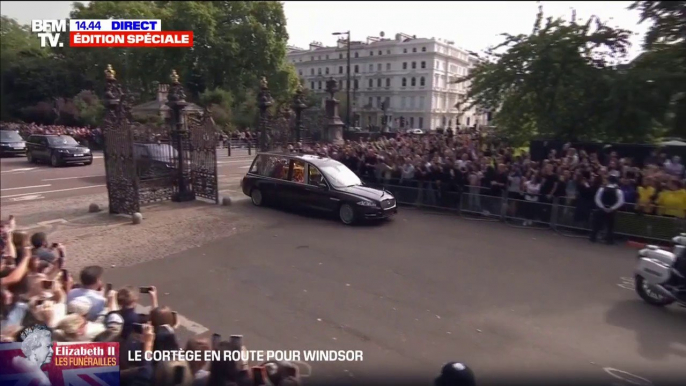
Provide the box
[102,67,140,215]
[101,65,219,214]
[187,110,219,202]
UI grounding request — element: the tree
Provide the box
[455,6,669,144]
[73,90,105,127]
[629,1,686,137]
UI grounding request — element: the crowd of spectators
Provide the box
[0,214,477,386]
[0,122,103,148]
[287,129,686,226]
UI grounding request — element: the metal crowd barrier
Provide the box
[361,180,685,243]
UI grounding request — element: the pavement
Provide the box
[0,148,254,207]
[2,150,686,385]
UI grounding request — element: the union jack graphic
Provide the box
[0,342,120,386]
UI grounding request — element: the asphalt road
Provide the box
[0,148,254,206]
[102,201,685,385]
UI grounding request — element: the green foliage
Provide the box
[457,5,683,144]
[200,88,234,129]
[73,90,105,127]
[0,1,298,126]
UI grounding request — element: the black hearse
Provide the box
[26,134,93,166]
[0,130,26,157]
[241,153,397,225]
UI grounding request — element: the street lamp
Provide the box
[332,31,351,130]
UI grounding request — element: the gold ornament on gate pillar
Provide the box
[170,69,180,84]
[105,64,116,80]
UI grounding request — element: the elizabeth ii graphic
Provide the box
[12,327,52,386]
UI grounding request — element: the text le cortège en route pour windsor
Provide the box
[31,19,193,48]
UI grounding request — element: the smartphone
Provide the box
[252,366,266,385]
[139,286,152,294]
[173,365,185,384]
[211,333,221,350]
[106,283,113,293]
[229,335,243,348]
[132,323,144,334]
[41,280,53,290]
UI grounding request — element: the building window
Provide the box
[386,78,390,87]
[385,97,390,108]
[318,81,322,89]
[368,79,373,88]
[412,48,417,53]
[403,48,407,53]
[318,68,322,75]
[377,78,382,87]
[298,70,302,76]
[378,50,382,55]
[354,79,359,89]
[318,55,321,60]
[310,68,314,75]
[401,97,406,108]
[354,65,359,73]
[411,77,416,86]
[376,96,381,107]
[310,82,314,89]
[386,63,391,70]
[420,77,425,86]
[326,55,329,59]
[422,47,427,52]
[311,56,314,61]
[354,52,359,58]
[368,97,373,106]
[339,66,343,74]
[421,61,426,69]
[403,62,407,70]
[412,62,416,69]
[410,117,414,127]
[402,78,407,87]
[339,53,343,59]
[418,117,423,129]
[377,63,382,71]
[370,51,374,56]
[369,64,373,71]
[325,67,329,74]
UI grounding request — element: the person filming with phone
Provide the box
[118,285,158,340]
[66,266,108,321]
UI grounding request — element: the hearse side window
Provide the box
[307,164,326,186]
[248,155,267,174]
[291,160,306,183]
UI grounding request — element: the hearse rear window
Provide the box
[250,155,290,180]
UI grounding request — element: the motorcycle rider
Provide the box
[590,171,625,244]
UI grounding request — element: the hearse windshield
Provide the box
[318,160,362,188]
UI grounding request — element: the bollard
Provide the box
[248,142,251,155]
[132,212,143,225]
[221,196,232,206]
[88,203,101,213]
[227,139,231,157]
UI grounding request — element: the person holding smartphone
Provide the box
[66,266,108,321]
[28,232,62,265]
[117,286,157,340]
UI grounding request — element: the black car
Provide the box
[133,143,177,179]
[242,152,397,225]
[26,134,93,166]
[0,130,27,157]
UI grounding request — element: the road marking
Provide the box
[617,277,634,291]
[10,195,45,202]
[92,156,103,159]
[1,167,38,173]
[239,166,250,169]
[0,184,107,199]
[1,184,51,191]
[604,368,653,386]
[36,219,68,226]
[42,175,104,181]
[134,304,208,335]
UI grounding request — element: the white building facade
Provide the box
[286,33,489,131]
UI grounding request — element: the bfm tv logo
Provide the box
[31,20,67,48]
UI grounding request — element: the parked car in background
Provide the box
[133,143,177,179]
[0,130,26,157]
[26,134,93,166]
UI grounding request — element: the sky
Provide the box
[1,1,649,60]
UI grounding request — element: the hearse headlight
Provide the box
[357,200,377,207]
[57,149,69,153]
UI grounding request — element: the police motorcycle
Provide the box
[634,234,686,307]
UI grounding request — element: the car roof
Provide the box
[257,152,341,167]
